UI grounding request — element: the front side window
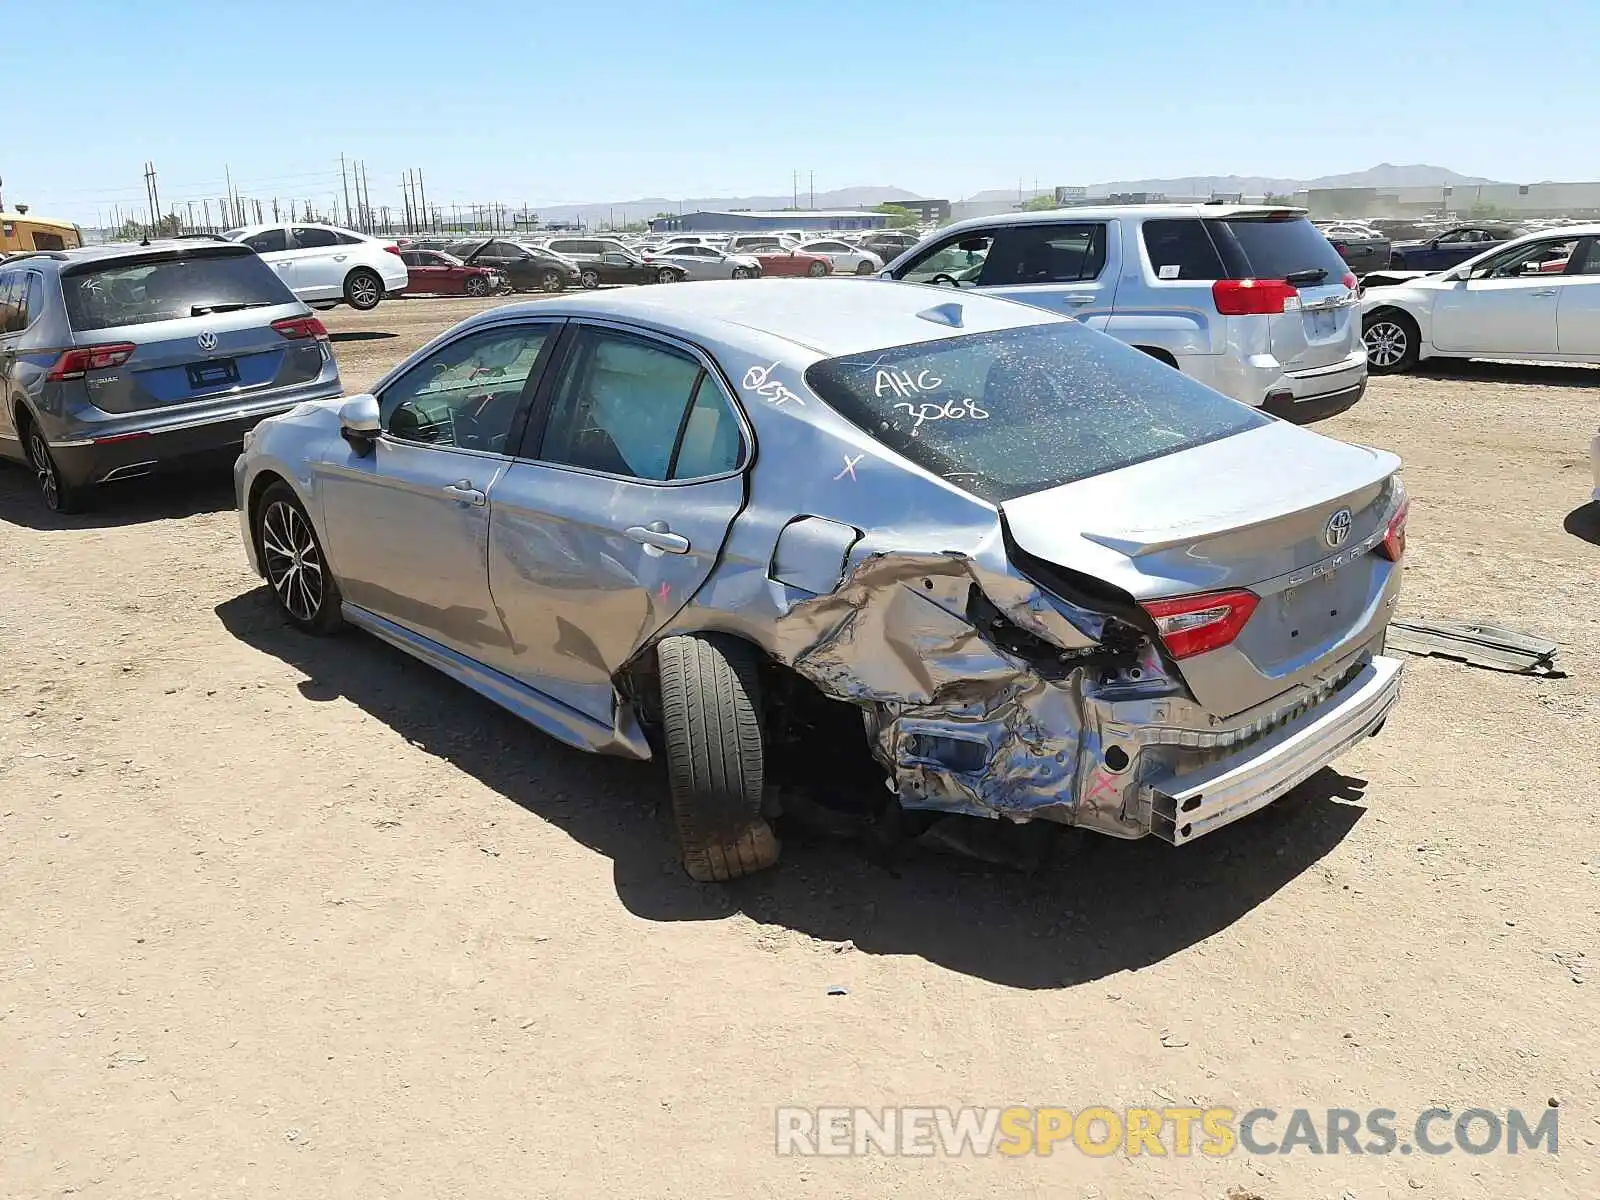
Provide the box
[243,228,289,254]
[898,234,994,285]
[982,223,1107,285]
[1481,238,1580,279]
[538,330,741,481]
[380,324,551,452]
[805,321,1269,503]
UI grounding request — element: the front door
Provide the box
[316,320,559,657]
[980,221,1117,328]
[485,325,748,722]
[1432,238,1577,355]
[285,227,345,300]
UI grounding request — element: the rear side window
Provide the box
[1205,215,1348,281]
[243,229,288,253]
[982,223,1107,285]
[0,270,23,333]
[806,321,1268,503]
[62,251,294,332]
[1141,219,1226,280]
[291,227,339,249]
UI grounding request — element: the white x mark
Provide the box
[834,454,864,481]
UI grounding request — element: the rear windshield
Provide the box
[805,322,1269,503]
[64,251,294,332]
[1206,215,1348,281]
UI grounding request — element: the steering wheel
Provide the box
[928,273,961,287]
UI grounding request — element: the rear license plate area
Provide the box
[186,359,239,389]
[1308,309,1337,337]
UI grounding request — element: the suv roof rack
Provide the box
[2,250,67,262]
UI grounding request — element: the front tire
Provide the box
[730,266,751,280]
[464,275,491,297]
[656,267,678,284]
[344,269,383,311]
[656,635,780,882]
[25,423,85,514]
[539,270,565,293]
[256,482,344,634]
[807,260,828,277]
[1363,310,1421,374]
[580,268,601,289]
[855,260,875,275]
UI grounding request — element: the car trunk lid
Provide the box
[1002,420,1403,717]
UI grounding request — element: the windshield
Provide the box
[63,251,294,331]
[805,322,1270,503]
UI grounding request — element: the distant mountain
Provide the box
[964,164,1499,203]
[536,186,922,226]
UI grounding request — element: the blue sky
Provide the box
[5,0,1594,224]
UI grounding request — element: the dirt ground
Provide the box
[2,293,1597,1200]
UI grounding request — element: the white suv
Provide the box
[223,223,409,312]
[883,205,1367,420]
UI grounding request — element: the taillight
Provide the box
[271,316,329,341]
[383,244,403,256]
[1377,499,1409,562]
[1332,241,1348,255]
[1211,278,1299,316]
[1342,272,1358,291]
[46,343,136,381]
[1140,589,1259,660]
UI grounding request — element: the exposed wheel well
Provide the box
[1133,346,1178,369]
[244,469,290,564]
[1363,304,1417,329]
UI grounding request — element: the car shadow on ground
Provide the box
[215,587,1369,989]
[0,461,236,531]
[1563,502,1600,546]
[1414,359,1600,387]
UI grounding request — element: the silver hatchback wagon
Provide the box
[883,205,1368,421]
[237,280,1406,881]
[0,239,341,511]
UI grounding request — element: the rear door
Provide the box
[484,324,748,722]
[58,248,318,414]
[1556,238,1600,356]
[1207,213,1358,372]
[239,227,295,292]
[0,269,31,454]
[977,221,1118,327]
[286,227,344,300]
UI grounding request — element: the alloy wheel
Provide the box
[28,432,60,511]
[261,500,325,624]
[1365,320,1408,368]
[349,274,380,307]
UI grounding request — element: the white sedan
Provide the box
[643,244,763,281]
[796,238,884,275]
[1360,225,1600,374]
[223,222,410,312]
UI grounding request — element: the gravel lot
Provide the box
[3,293,1597,1200]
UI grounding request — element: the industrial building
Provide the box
[1304,181,1600,220]
[648,209,888,233]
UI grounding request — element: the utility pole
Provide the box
[809,170,814,209]
[254,198,264,223]
[143,162,161,235]
[401,170,413,233]
[340,153,353,231]
[792,170,798,210]
[202,199,211,230]
[417,169,429,232]
[186,200,196,231]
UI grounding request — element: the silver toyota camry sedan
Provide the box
[235,280,1407,881]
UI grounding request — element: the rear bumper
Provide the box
[1264,378,1366,423]
[49,385,339,487]
[1146,655,1404,845]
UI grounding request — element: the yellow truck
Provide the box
[1,210,83,253]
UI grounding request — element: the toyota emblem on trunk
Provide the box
[197,331,218,352]
[1324,508,1353,548]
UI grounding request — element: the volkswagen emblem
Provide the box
[1324,508,1353,548]
[196,331,218,352]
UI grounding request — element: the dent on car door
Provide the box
[484,325,749,723]
[315,321,559,655]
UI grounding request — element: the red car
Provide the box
[750,246,833,277]
[399,249,504,297]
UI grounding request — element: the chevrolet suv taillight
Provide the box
[1141,589,1259,660]
[1211,278,1299,316]
[1377,499,1409,562]
[46,343,136,381]
[271,316,329,341]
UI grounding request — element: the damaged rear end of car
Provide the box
[777,315,1407,845]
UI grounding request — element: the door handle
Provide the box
[625,522,690,555]
[1530,289,1558,297]
[443,481,487,506]
[1064,294,1095,306]
[334,254,348,262]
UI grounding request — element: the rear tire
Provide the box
[656,635,779,882]
[255,482,344,634]
[24,421,86,514]
[1363,310,1421,374]
[344,269,383,311]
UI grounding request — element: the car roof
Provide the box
[9,239,255,269]
[458,277,1060,358]
[935,203,1309,237]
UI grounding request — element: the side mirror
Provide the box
[877,269,894,280]
[339,393,381,455]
